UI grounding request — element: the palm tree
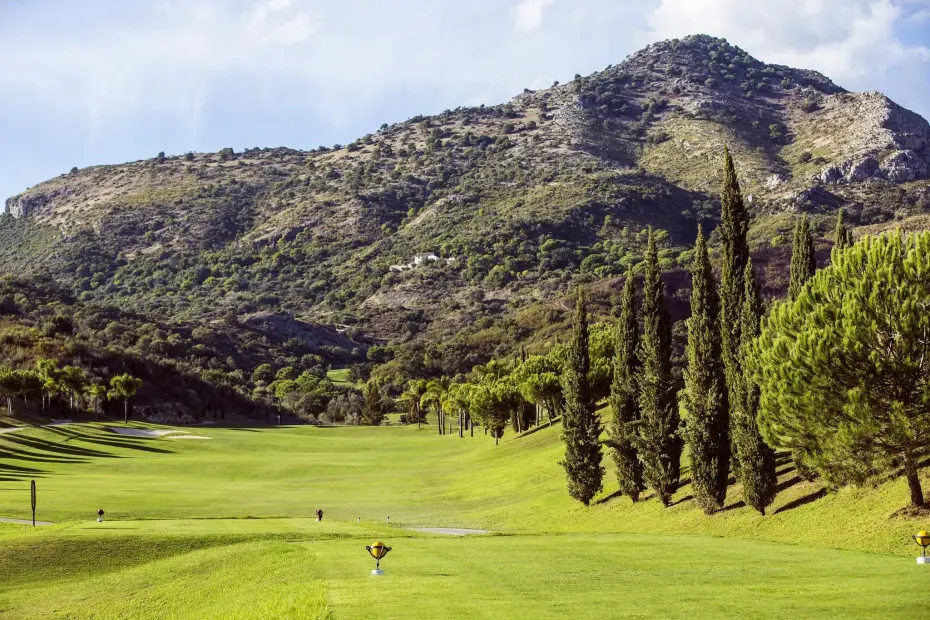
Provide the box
[109,374,143,424]
[401,379,428,428]
[421,377,451,435]
[35,359,60,412]
[443,383,473,438]
[84,383,108,419]
[60,366,88,412]
[0,367,18,415]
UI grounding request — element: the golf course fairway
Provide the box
[1,422,928,618]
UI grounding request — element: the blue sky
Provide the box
[1,0,929,202]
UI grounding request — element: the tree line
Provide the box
[0,359,142,423]
[422,147,928,513]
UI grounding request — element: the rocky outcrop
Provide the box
[4,188,73,218]
[814,92,930,186]
[882,150,928,182]
[819,150,928,185]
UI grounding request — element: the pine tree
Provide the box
[833,209,852,253]
[608,268,644,502]
[751,231,930,508]
[683,226,729,514]
[559,290,605,505]
[636,227,682,506]
[733,260,777,514]
[789,215,816,301]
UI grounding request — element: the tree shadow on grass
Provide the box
[594,489,625,505]
[518,418,562,439]
[45,427,174,454]
[776,476,803,494]
[718,500,746,513]
[0,447,87,465]
[773,488,828,515]
[2,434,116,459]
[669,494,694,507]
[0,463,47,482]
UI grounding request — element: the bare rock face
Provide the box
[846,156,880,182]
[4,187,74,218]
[815,92,930,186]
[882,150,928,182]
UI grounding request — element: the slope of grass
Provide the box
[1,420,929,618]
[1,421,928,553]
[326,368,352,385]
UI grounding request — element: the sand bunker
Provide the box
[108,427,185,437]
[408,528,490,536]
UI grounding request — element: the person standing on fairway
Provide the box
[316,509,323,522]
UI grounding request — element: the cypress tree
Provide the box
[608,268,644,502]
[733,259,777,514]
[683,226,729,514]
[787,214,818,478]
[788,215,816,301]
[636,227,682,506]
[833,209,852,252]
[719,147,750,471]
[559,290,605,506]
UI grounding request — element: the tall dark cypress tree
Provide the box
[833,209,852,253]
[733,259,777,515]
[636,227,682,506]
[788,215,816,301]
[559,290,605,506]
[788,214,819,479]
[719,147,750,472]
[608,268,644,502]
[683,226,729,514]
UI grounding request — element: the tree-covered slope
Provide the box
[2,34,929,398]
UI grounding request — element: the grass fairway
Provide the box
[326,368,352,385]
[1,421,929,618]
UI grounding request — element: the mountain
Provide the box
[2,34,930,392]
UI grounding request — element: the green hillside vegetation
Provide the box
[2,35,929,423]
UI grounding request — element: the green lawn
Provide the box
[326,368,352,385]
[1,420,928,618]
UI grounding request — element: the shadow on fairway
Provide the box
[45,426,175,454]
[594,489,625,505]
[0,447,87,465]
[719,500,746,513]
[2,434,116,459]
[773,488,828,514]
[776,475,803,493]
[0,462,48,481]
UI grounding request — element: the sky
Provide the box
[1,0,929,202]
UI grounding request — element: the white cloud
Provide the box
[511,0,555,33]
[243,0,317,45]
[646,0,930,87]
[1,0,928,201]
